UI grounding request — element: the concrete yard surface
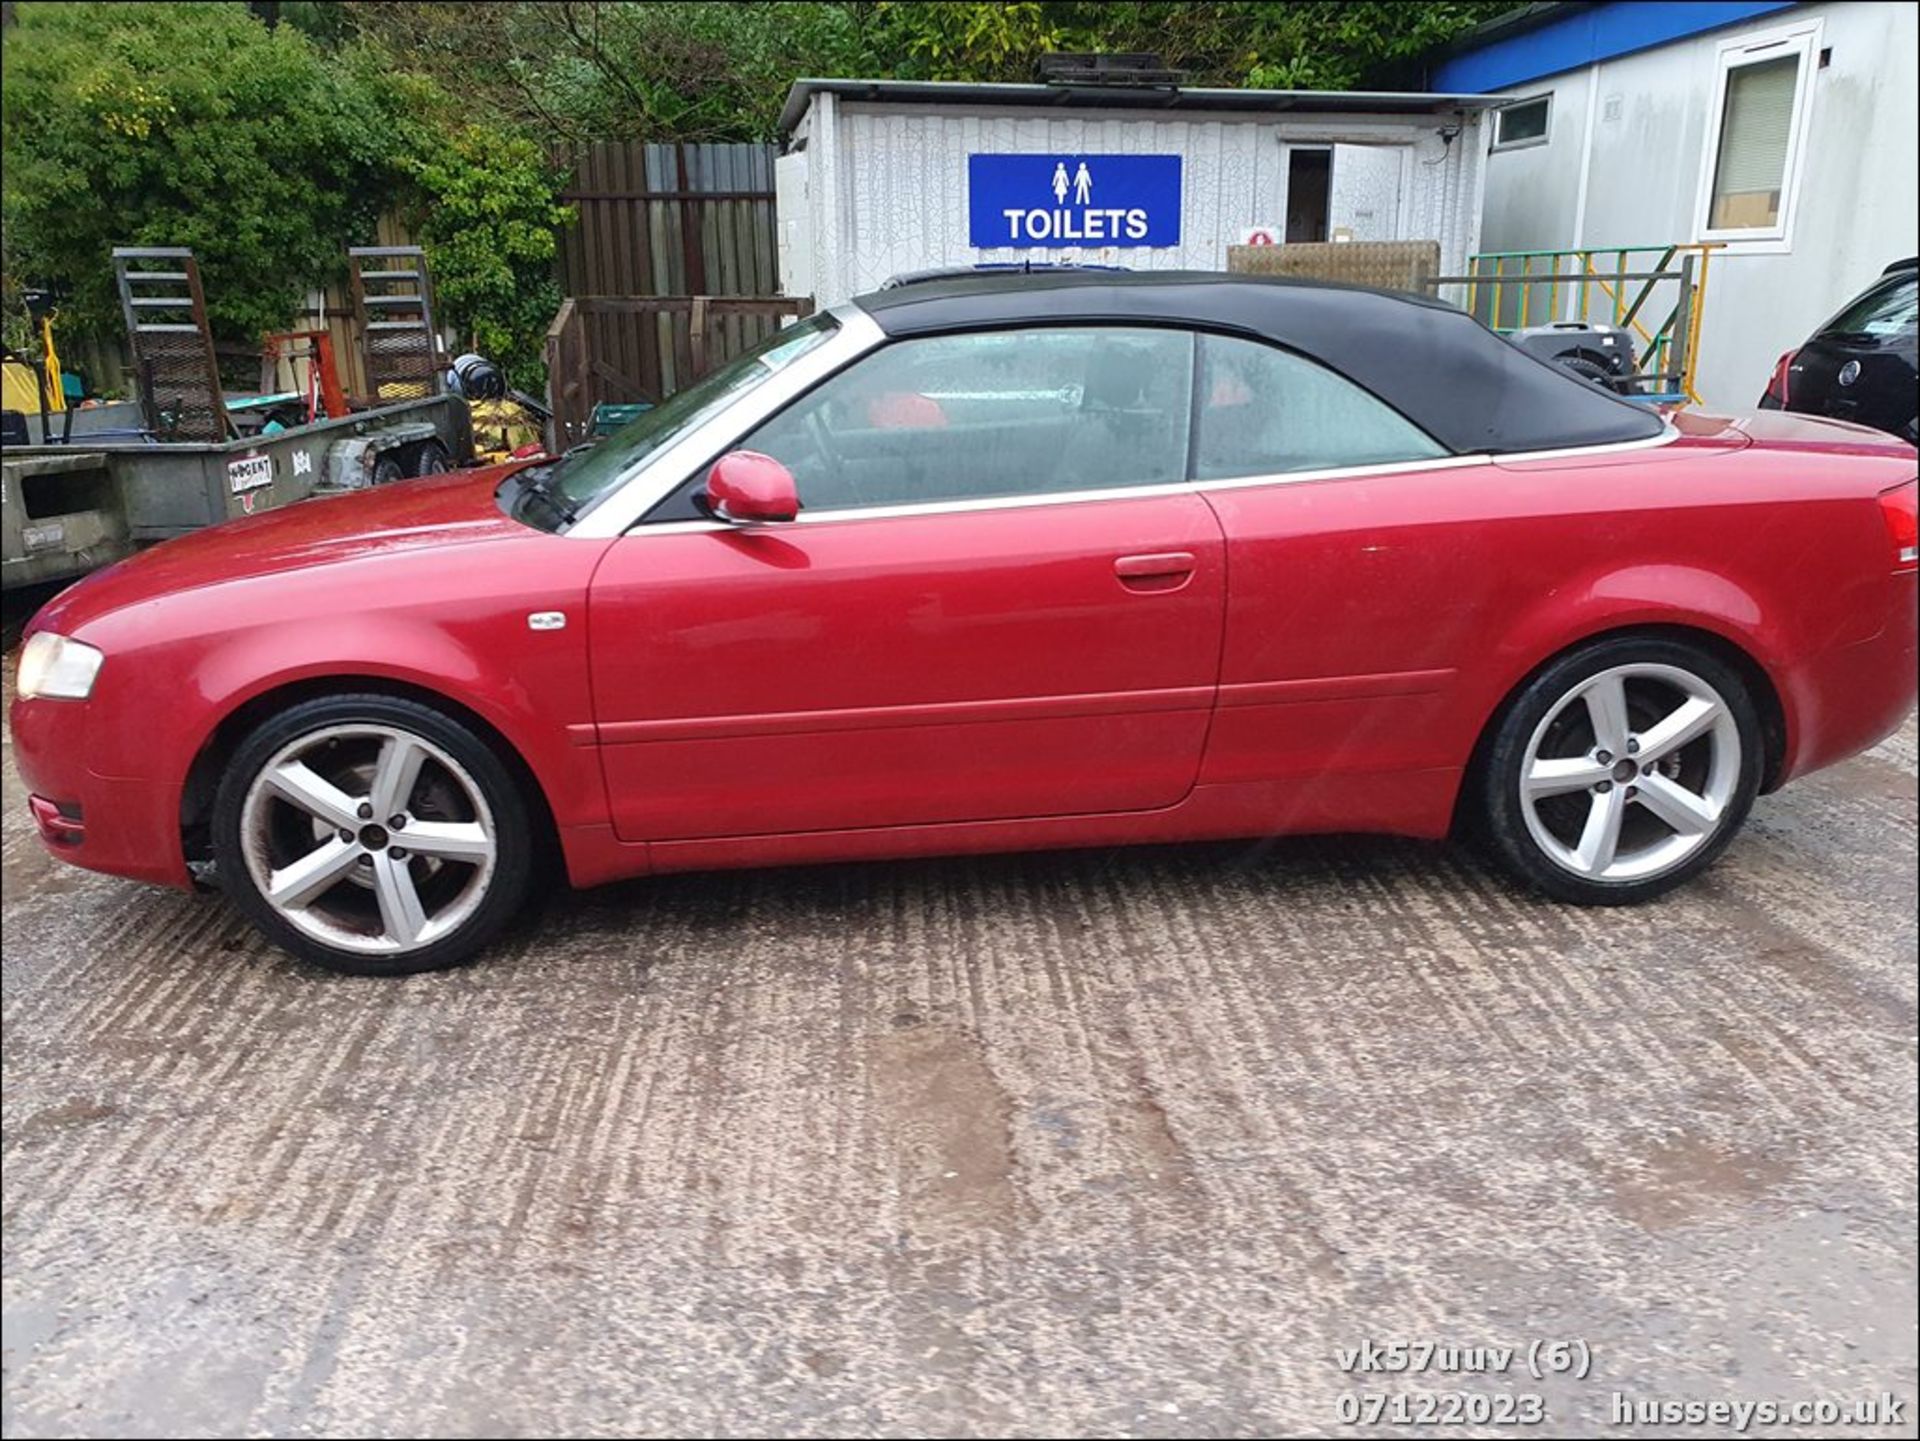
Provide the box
[3,693,1915,1437]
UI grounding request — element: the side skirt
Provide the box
[555,768,1463,886]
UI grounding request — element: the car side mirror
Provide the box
[704,450,799,524]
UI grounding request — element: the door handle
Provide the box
[1114,551,1196,580]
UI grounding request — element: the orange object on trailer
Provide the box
[260,329,349,422]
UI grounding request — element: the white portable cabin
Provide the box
[775,78,1498,307]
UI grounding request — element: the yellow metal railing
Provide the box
[1454,243,1723,403]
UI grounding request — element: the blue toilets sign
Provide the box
[968,154,1182,249]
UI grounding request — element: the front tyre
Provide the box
[212,695,533,975]
[1478,637,1763,904]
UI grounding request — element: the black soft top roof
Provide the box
[854,271,1665,455]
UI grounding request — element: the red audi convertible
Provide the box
[12,273,1918,974]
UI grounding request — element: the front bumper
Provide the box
[9,695,192,890]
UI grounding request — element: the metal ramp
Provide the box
[112,247,229,442]
[348,247,443,402]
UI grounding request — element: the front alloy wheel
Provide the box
[1479,639,1763,904]
[214,696,533,974]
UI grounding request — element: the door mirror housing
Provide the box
[704,450,800,524]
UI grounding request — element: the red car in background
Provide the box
[12,273,1918,975]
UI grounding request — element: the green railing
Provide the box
[1423,243,1723,403]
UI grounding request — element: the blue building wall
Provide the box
[1432,1,1798,92]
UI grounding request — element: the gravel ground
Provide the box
[3,643,1915,1437]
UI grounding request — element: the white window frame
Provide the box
[1693,17,1822,253]
[1490,93,1552,152]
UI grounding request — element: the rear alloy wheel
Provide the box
[1479,639,1763,904]
[213,695,533,974]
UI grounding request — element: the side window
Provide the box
[733,326,1194,513]
[1192,335,1448,481]
[1492,94,1550,151]
[1696,21,1817,245]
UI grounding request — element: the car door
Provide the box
[587,325,1226,843]
[1182,333,1472,790]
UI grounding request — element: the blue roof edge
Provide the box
[1432,1,1800,92]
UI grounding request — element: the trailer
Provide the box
[2,395,472,590]
[2,244,476,592]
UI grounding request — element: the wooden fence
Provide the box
[545,294,812,448]
[557,142,781,301]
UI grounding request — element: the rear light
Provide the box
[1881,480,1918,571]
[1764,349,1795,406]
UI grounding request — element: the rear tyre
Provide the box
[412,441,451,477]
[212,694,533,975]
[371,455,406,485]
[1476,636,1763,905]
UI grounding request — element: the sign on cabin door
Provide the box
[1328,144,1409,242]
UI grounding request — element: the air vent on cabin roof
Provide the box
[1036,53,1183,87]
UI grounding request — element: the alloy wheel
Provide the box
[238,723,497,955]
[1518,662,1742,883]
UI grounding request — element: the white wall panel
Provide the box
[794,95,1485,306]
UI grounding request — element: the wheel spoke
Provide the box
[371,851,428,947]
[264,761,362,831]
[1525,755,1612,797]
[1633,771,1719,836]
[1581,673,1632,755]
[1572,786,1627,874]
[368,734,429,821]
[400,820,492,862]
[1636,695,1722,763]
[268,836,363,909]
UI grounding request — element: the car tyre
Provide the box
[1476,635,1764,905]
[412,441,451,477]
[212,694,534,975]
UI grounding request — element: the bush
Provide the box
[1,2,399,344]
[403,124,573,388]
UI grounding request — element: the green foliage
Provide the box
[334,2,1510,145]
[403,125,573,386]
[869,1,1512,95]
[1,1,399,342]
[876,1,1075,81]
[1231,2,1514,90]
[341,1,887,144]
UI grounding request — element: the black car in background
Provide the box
[1761,259,1918,444]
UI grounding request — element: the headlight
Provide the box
[16,632,105,701]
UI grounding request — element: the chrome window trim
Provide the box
[613,425,1681,535]
[567,307,1681,538]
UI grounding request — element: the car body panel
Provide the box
[17,466,617,887]
[1196,425,1911,800]
[587,493,1227,840]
